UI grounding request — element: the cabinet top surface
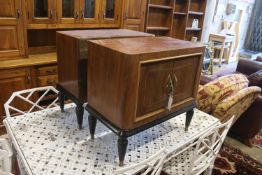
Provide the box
[57,29,154,40]
[89,37,204,55]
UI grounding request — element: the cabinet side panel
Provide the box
[88,42,138,129]
[56,33,80,100]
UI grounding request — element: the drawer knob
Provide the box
[47,80,55,85]
[46,70,55,74]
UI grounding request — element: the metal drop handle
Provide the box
[16,9,21,19]
[50,9,53,19]
[166,74,177,111]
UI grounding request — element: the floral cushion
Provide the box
[212,86,261,123]
[197,74,249,113]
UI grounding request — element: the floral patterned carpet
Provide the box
[212,144,262,175]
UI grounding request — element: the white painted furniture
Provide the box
[114,117,234,175]
[0,138,13,175]
[3,87,220,175]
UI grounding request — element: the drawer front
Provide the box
[37,65,57,76]
[37,75,58,87]
[136,56,200,120]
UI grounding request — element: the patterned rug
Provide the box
[212,144,262,175]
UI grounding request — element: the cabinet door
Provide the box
[28,0,56,24]
[57,0,79,24]
[122,0,146,31]
[100,0,121,25]
[0,68,31,124]
[136,60,174,118]
[136,56,199,120]
[79,0,99,24]
[0,0,25,58]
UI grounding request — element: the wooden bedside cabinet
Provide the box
[86,37,205,165]
[56,29,153,129]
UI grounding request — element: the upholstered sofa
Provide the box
[197,74,261,124]
[199,58,262,146]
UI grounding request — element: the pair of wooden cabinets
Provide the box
[27,0,121,28]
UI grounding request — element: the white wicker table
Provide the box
[4,103,219,175]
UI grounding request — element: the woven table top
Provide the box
[4,104,219,175]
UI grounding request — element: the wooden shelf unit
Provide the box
[185,0,207,41]
[145,0,175,36]
[146,0,207,40]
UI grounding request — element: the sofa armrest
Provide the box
[212,86,261,123]
[236,58,262,75]
[230,94,262,146]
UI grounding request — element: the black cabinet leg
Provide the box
[59,92,65,112]
[88,114,97,139]
[118,136,128,167]
[76,104,84,129]
[185,109,194,131]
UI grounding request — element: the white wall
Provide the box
[202,0,255,52]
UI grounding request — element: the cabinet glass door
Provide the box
[57,0,79,23]
[100,0,121,25]
[28,0,55,24]
[80,0,98,23]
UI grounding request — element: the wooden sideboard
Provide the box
[87,37,205,165]
[56,29,153,129]
[0,53,57,134]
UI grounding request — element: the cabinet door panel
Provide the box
[28,0,56,24]
[122,0,146,31]
[136,56,199,119]
[0,0,25,58]
[80,0,98,24]
[57,0,79,23]
[0,0,16,17]
[171,56,199,102]
[136,60,174,117]
[100,0,121,25]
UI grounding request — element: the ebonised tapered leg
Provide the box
[76,104,84,129]
[59,92,65,112]
[88,114,97,139]
[118,136,128,167]
[185,109,194,131]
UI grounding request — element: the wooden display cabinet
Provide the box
[56,29,153,129]
[0,68,31,134]
[87,37,205,165]
[27,0,122,28]
[0,0,26,59]
[121,0,147,31]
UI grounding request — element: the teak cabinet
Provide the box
[87,37,204,130]
[27,0,122,28]
[56,29,153,129]
[0,0,26,59]
[87,37,204,165]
